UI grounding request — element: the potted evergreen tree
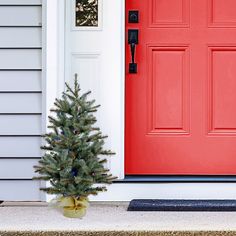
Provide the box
[34,74,116,218]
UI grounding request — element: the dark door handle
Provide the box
[128,29,138,73]
[130,43,136,64]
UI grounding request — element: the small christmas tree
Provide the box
[34,74,116,218]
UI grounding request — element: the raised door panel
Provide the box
[208,47,236,134]
[149,0,190,27]
[208,0,236,27]
[147,46,190,134]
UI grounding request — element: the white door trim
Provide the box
[109,0,125,180]
[45,0,236,202]
[44,0,65,201]
[45,0,125,202]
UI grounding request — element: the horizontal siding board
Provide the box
[0,93,41,113]
[0,0,43,202]
[0,180,43,201]
[0,159,39,178]
[0,49,41,69]
[0,0,41,4]
[0,115,41,135]
[0,6,41,26]
[0,137,41,157]
[0,28,41,47]
[0,71,41,91]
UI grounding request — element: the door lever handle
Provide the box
[130,42,136,64]
[128,29,139,73]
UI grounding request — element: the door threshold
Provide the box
[114,175,236,183]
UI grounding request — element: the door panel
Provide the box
[125,0,236,175]
[149,0,190,27]
[208,0,236,27]
[147,46,190,135]
[209,48,236,134]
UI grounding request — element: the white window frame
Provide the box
[72,0,103,31]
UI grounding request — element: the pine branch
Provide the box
[65,82,77,97]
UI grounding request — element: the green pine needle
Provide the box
[34,74,117,198]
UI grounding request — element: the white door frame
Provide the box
[43,0,65,202]
[45,0,236,201]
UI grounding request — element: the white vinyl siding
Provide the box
[0,49,41,69]
[0,28,41,48]
[0,137,41,158]
[0,159,39,179]
[0,181,42,201]
[0,71,41,91]
[0,115,41,135]
[0,0,41,5]
[0,6,42,26]
[0,93,41,113]
[0,1,44,201]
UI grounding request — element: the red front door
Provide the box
[125,0,236,175]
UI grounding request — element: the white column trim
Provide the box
[108,0,125,180]
[44,0,62,202]
[40,0,47,202]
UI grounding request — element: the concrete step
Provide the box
[1,231,236,236]
[1,202,236,235]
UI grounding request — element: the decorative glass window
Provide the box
[75,0,99,27]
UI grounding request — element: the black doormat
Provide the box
[128,199,236,211]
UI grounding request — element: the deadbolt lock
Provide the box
[128,10,139,23]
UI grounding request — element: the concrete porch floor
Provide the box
[1,202,236,235]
